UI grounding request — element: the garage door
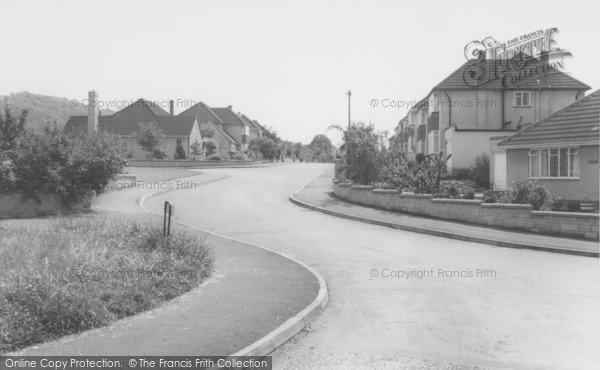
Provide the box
[493,151,507,190]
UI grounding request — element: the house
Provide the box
[393,53,591,171]
[239,114,263,141]
[64,91,201,160]
[495,89,599,200]
[178,102,240,156]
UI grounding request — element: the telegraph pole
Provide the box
[346,90,351,129]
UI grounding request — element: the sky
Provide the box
[1,0,598,145]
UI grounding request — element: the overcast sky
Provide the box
[1,0,598,144]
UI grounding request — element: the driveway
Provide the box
[144,163,600,369]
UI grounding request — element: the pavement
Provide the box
[292,169,600,257]
[141,164,599,369]
[10,170,326,357]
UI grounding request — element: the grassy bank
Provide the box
[0,214,213,354]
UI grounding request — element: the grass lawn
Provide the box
[0,214,213,354]
[122,167,201,183]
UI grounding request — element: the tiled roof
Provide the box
[178,102,223,123]
[64,98,196,136]
[113,98,171,117]
[240,114,261,130]
[64,115,197,136]
[211,107,247,125]
[433,53,590,91]
[498,89,600,147]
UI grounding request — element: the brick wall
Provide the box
[334,184,599,240]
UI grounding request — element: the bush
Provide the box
[483,192,498,203]
[0,215,213,354]
[174,144,186,160]
[434,180,475,199]
[207,154,222,161]
[500,179,552,210]
[3,128,128,202]
[231,152,247,161]
[151,147,167,160]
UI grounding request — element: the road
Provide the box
[145,163,599,369]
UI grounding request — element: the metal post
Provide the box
[163,201,173,237]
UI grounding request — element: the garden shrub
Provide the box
[174,144,186,160]
[3,128,128,202]
[231,152,247,161]
[207,154,222,161]
[500,179,552,210]
[434,180,476,199]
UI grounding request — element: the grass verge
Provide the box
[0,214,213,354]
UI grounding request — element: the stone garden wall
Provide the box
[334,183,599,240]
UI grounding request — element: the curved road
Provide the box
[145,163,599,369]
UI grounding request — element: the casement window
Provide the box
[514,91,531,107]
[528,148,579,179]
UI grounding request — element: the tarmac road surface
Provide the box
[145,163,600,369]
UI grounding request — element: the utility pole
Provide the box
[346,90,352,129]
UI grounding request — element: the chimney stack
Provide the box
[169,100,174,115]
[87,90,98,135]
[228,105,232,110]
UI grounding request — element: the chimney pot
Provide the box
[169,100,174,115]
[87,90,98,135]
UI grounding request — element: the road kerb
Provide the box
[289,181,599,258]
[138,172,330,360]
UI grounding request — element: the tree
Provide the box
[248,136,278,160]
[135,122,165,159]
[0,106,28,151]
[341,122,386,184]
[309,134,334,162]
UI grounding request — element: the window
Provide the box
[176,138,182,146]
[514,91,530,107]
[528,147,579,179]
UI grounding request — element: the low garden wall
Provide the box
[334,183,599,240]
[130,160,267,168]
[0,191,91,219]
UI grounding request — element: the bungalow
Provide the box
[495,89,599,201]
[64,91,201,160]
[393,53,590,171]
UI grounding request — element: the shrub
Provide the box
[135,122,165,159]
[500,179,552,210]
[152,147,167,160]
[434,180,475,199]
[0,215,213,354]
[248,136,278,160]
[483,192,498,203]
[7,129,128,201]
[189,140,203,159]
[231,152,247,161]
[204,141,217,156]
[207,154,222,161]
[174,144,186,160]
